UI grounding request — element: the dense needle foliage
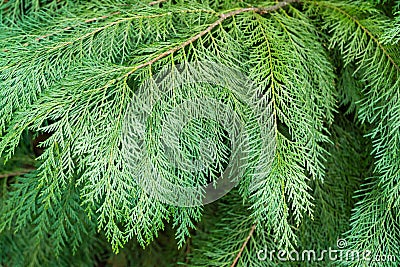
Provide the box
[0,0,399,266]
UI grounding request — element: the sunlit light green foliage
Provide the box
[0,0,399,266]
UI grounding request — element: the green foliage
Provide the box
[383,12,400,44]
[0,0,399,266]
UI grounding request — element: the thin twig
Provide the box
[319,2,400,72]
[123,0,299,78]
[185,236,191,263]
[230,224,256,267]
[149,0,169,6]
[0,168,35,179]
[13,0,296,51]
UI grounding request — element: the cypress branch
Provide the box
[0,0,399,266]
